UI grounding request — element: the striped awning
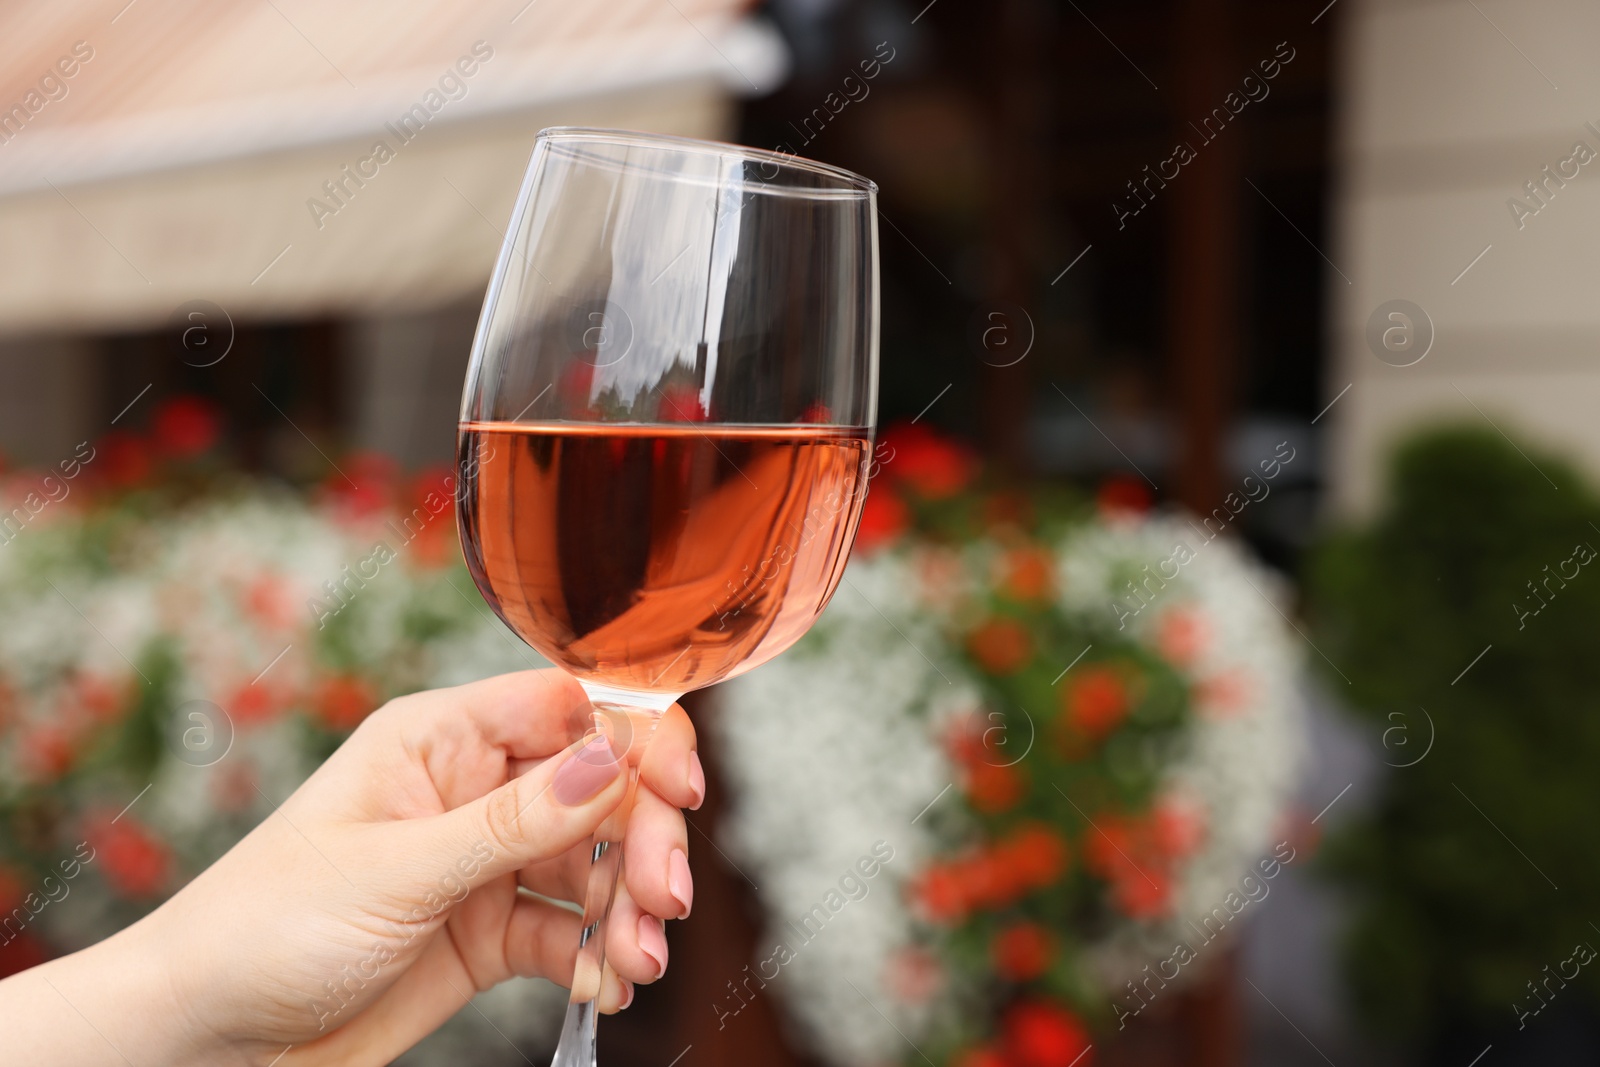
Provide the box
[0,0,784,333]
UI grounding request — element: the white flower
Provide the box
[718,553,975,1067]
[717,514,1306,1066]
[0,483,566,1063]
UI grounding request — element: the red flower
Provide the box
[227,681,282,728]
[966,761,1026,814]
[968,618,1032,676]
[88,816,171,898]
[1156,607,1207,668]
[244,574,298,630]
[19,724,76,781]
[97,432,151,488]
[1151,798,1206,859]
[942,711,987,766]
[1112,867,1172,919]
[1096,473,1151,519]
[397,466,458,567]
[410,462,455,504]
[314,675,378,731]
[1000,546,1054,602]
[323,452,399,520]
[912,864,967,923]
[1003,1000,1093,1067]
[1003,824,1069,887]
[69,673,127,724]
[853,488,909,553]
[917,827,1070,923]
[958,853,1014,909]
[412,520,456,568]
[1081,806,1188,918]
[1082,815,1134,879]
[954,1046,1012,1067]
[879,423,976,499]
[1063,667,1128,739]
[151,395,220,458]
[993,922,1054,982]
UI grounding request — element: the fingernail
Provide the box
[553,735,621,806]
[638,914,668,979]
[668,848,693,918]
[620,979,635,1010]
[688,751,706,811]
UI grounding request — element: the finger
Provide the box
[396,732,628,890]
[638,703,702,811]
[624,785,692,920]
[424,668,594,759]
[500,892,584,984]
[516,708,699,906]
[517,775,696,910]
[605,881,669,985]
[518,847,589,904]
[515,781,693,907]
[600,966,634,1014]
[514,703,698,806]
[499,896,631,1011]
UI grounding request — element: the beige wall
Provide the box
[1328,0,1600,511]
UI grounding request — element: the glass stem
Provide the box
[550,686,675,1067]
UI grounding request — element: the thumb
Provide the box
[410,733,629,890]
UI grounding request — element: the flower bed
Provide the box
[0,397,556,1062]
[716,425,1307,1066]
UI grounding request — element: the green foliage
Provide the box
[1311,424,1600,1036]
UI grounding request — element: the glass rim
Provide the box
[536,126,878,199]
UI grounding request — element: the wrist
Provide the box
[54,909,238,1067]
[0,905,239,1066]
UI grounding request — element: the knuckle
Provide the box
[365,691,423,733]
[482,782,530,856]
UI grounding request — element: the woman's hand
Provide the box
[1,669,702,1067]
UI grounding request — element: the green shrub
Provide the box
[1312,424,1600,1037]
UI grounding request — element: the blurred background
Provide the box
[3,0,1600,1065]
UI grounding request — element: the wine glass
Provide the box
[455,127,878,1067]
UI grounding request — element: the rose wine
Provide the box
[457,422,871,693]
